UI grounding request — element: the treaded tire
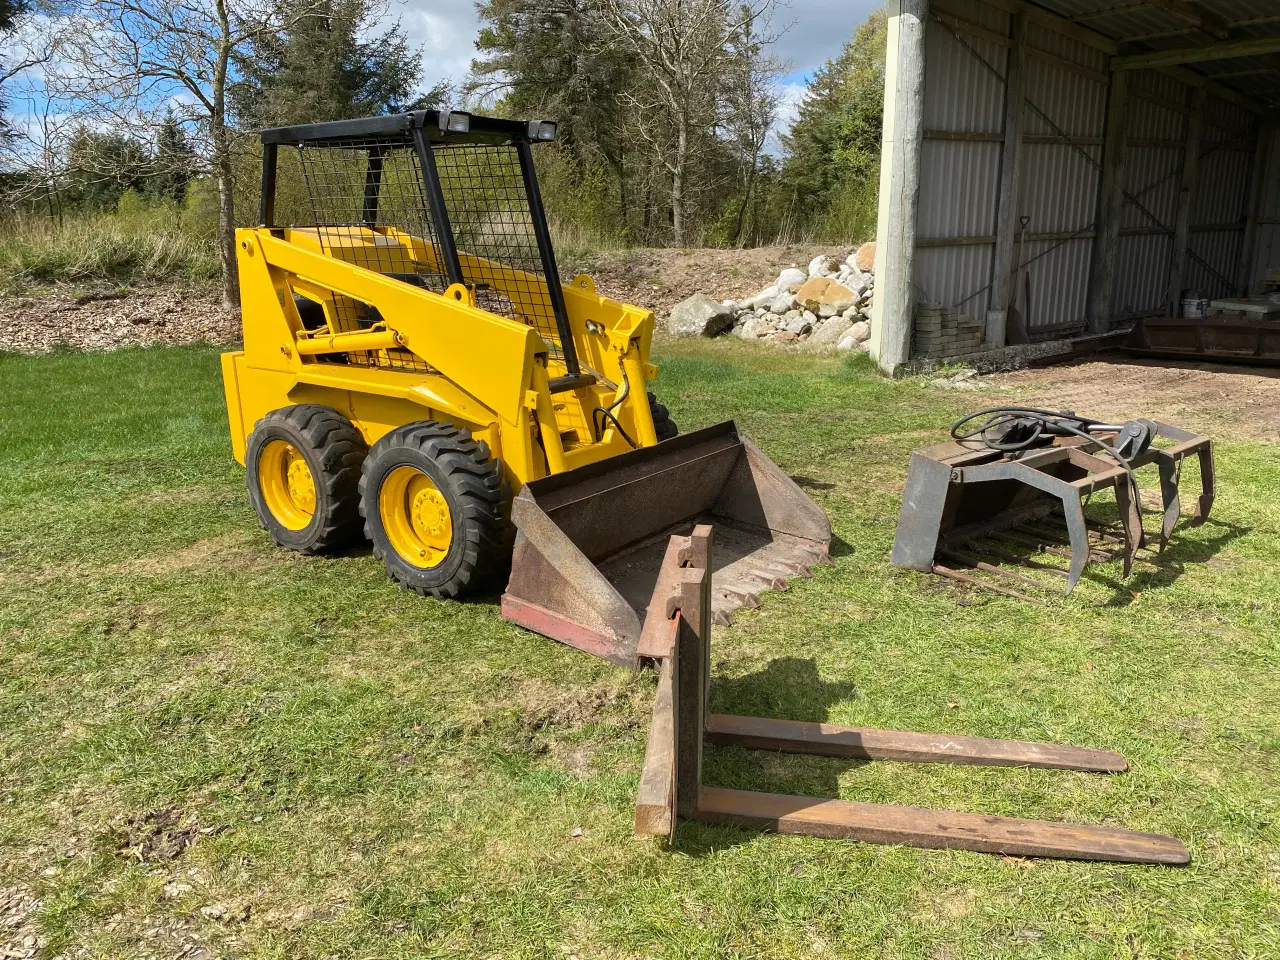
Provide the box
[648,392,679,442]
[359,421,510,600]
[245,405,367,555]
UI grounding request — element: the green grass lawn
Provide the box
[1,342,1277,959]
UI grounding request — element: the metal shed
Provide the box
[869,0,1280,373]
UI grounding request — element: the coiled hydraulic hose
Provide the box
[951,406,1147,519]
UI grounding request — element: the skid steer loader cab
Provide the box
[221,109,831,663]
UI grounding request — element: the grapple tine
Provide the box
[1061,495,1091,592]
[1113,480,1142,580]
[1156,456,1181,552]
[1193,443,1216,526]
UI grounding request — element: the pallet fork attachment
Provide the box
[635,525,1189,865]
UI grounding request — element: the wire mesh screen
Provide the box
[432,142,565,362]
[279,137,449,372]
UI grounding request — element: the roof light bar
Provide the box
[527,120,558,142]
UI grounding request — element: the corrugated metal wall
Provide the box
[1018,22,1108,333]
[914,0,1008,318]
[910,0,1271,355]
[919,0,1109,338]
[1111,71,1185,317]
[1251,127,1280,290]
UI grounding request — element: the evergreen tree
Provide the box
[148,110,198,203]
[469,0,633,164]
[62,127,151,211]
[780,9,887,232]
[232,0,435,127]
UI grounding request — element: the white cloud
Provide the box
[398,0,485,98]
[767,79,810,155]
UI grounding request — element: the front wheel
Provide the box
[359,422,510,599]
[244,405,366,554]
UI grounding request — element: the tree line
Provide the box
[0,0,887,309]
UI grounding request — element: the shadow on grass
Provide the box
[1087,518,1250,606]
[678,656,866,856]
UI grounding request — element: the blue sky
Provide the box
[402,0,883,133]
[4,0,881,157]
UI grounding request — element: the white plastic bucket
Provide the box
[1182,298,1209,319]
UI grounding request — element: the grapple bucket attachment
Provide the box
[891,423,1214,597]
[501,421,832,665]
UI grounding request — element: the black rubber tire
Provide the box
[648,392,679,442]
[359,421,510,599]
[245,405,367,554]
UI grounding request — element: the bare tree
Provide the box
[724,6,782,245]
[48,0,326,310]
[598,0,779,245]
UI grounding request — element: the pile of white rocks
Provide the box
[666,243,876,353]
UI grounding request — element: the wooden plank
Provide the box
[1028,45,1109,86]
[1169,87,1205,315]
[931,8,1010,48]
[968,0,1119,55]
[1114,36,1280,72]
[695,787,1190,865]
[706,714,1128,773]
[635,656,677,839]
[988,10,1028,349]
[1087,70,1129,334]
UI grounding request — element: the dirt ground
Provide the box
[0,285,236,355]
[0,245,846,357]
[986,357,1280,443]
[5,248,1279,445]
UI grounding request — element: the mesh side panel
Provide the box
[433,142,565,361]
[279,137,446,373]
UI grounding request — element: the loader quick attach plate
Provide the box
[500,421,832,666]
[891,423,1215,600]
[634,525,1189,865]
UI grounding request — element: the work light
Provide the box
[527,120,557,142]
[442,111,471,134]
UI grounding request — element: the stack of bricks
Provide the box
[913,302,984,360]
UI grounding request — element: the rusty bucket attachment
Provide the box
[892,409,1215,599]
[1122,313,1280,367]
[501,421,832,665]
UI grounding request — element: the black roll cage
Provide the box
[256,110,579,378]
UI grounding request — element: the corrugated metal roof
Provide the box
[1029,0,1280,109]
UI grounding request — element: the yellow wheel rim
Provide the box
[379,465,453,569]
[259,439,317,531]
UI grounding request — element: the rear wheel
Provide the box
[648,392,679,442]
[245,405,367,554]
[360,422,510,599]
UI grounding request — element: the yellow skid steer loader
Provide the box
[221,110,830,665]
